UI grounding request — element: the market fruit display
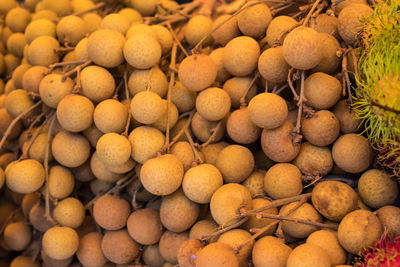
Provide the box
[0,0,399,266]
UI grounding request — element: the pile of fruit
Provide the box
[0,0,399,266]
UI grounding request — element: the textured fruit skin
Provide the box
[28,36,60,66]
[48,165,74,199]
[93,194,131,231]
[338,3,373,45]
[128,126,165,164]
[184,15,213,47]
[218,229,253,266]
[80,66,115,103]
[227,107,261,144]
[266,16,298,47]
[312,33,341,74]
[76,232,107,267]
[101,13,130,34]
[338,210,383,254]
[212,15,240,45]
[177,238,204,267]
[222,76,257,108]
[311,13,339,39]
[178,54,217,92]
[304,72,342,110]
[130,91,164,124]
[333,100,361,133]
[264,163,302,199]
[196,242,239,267]
[252,236,292,267]
[22,66,49,93]
[5,159,44,194]
[5,89,33,118]
[301,110,340,146]
[53,197,85,228]
[159,231,189,264]
[101,230,139,265]
[129,67,168,98]
[96,133,131,166]
[287,243,331,267]
[3,221,32,251]
[93,99,128,133]
[39,74,74,109]
[127,208,163,245]
[90,151,124,183]
[196,87,231,122]
[376,205,400,238]
[294,142,333,176]
[56,15,87,45]
[123,33,161,69]
[243,198,278,236]
[237,2,272,38]
[210,48,232,82]
[258,46,289,83]
[283,26,322,70]
[42,226,79,260]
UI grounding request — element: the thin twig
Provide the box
[49,60,86,69]
[122,69,131,137]
[201,217,248,243]
[291,70,305,143]
[342,55,353,105]
[62,59,91,81]
[44,113,56,224]
[302,0,322,26]
[20,113,51,160]
[166,22,189,57]
[273,83,289,95]
[185,128,203,165]
[240,72,260,107]
[259,213,338,229]
[287,68,299,101]
[165,42,178,153]
[200,121,222,148]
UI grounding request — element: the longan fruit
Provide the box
[171,81,196,113]
[5,159,44,194]
[306,230,346,266]
[264,163,302,199]
[93,99,128,134]
[101,230,139,264]
[76,232,107,267]
[80,66,116,103]
[338,3,373,45]
[7,33,26,58]
[51,131,91,168]
[258,46,290,84]
[287,243,331,267]
[223,36,260,76]
[210,48,231,82]
[312,181,358,222]
[190,219,218,241]
[152,100,179,132]
[126,23,156,39]
[4,54,21,77]
[105,157,136,174]
[196,242,239,267]
[212,14,240,45]
[196,87,231,121]
[280,202,322,239]
[333,100,361,133]
[71,0,94,13]
[143,244,165,267]
[334,0,368,15]
[25,19,56,45]
[0,168,5,190]
[200,142,229,166]
[119,8,142,24]
[0,108,22,140]
[332,133,372,173]
[177,238,204,267]
[96,133,131,167]
[3,221,31,251]
[48,165,74,199]
[101,13,130,35]
[130,91,164,124]
[22,66,49,93]
[191,111,226,143]
[151,25,173,55]
[87,29,125,68]
[227,107,261,144]
[170,141,202,171]
[124,33,161,69]
[237,1,272,38]
[39,74,73,108]
[184,15,213,48]
[216,145,255,183]
[302,110,340,146]
[42,0,72,16]
[5,7,31,33]
[376,205,400,238]
[28,36,60,66]
[252,236,292,267]
[128,126,165,164]
[261,120,300,162]
[93,194,131,230]
[29,203,55,232]
[222,76,257,108]
[127,208,163,245]
[131,0,157,16]
[338,210,383,254]
[56,94,94,132]
[43,226,79,260]
[159,231,189,264]
[210,183,252,226]
[89,178,113,195]
[0,0,17,15]
[128,67,168,97]
[312,33,341,74]
[12,66,31,93]
[266,15,297,47]
[41,249,73,267]
[53,197,85,228]
[82,123,103,148]
[304,72,342,110]
[5,89,33,118]
[178,54,217,92]
[311,14,339,38]
[140,154,184,196]
[244,197,278,236]
[241,170,266,198]
[25,132,53,163]
[72,159,95,182]
[81,12,102,33]
[21,192,40,217]
[10,256,40,267]
[218,229,253,266]
[358,169,399,209]
[31,9,58,21]
[293,142,333,176]
[74,37,88,61]
[90,153,124,181]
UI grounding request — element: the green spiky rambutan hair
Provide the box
[353,0,400,178]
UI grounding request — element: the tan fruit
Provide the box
[56,94,94,132]
[159,231,189,264]
[48,165,74,199]
[338,3,373,45]
[210,183,252,226]
[101,13,129,35]
[152,100,179,132]
[42,0,72,16]
[143,245,165,267]
[96,133,131,166]
[252,236,292,267]
[280,202,322,238]
[128,67,168,97]
[5,7,31,33]
[140,154,184,196]
[4,54,21,77]
[227,107,261,144]
[248,92,288,129]
[126,23,156,39]
[241,170,265,198]
[243,198,278,235]
[184,15,213,48]
[128,126,165,164]
[376,205,400,238]
[93,194,131,230]
[200,142,229,166]
[0,0,17,15]
[5,159,44,194]
[127,208,163,245]
[177,238,204,267]
[212,15,240,45]
[10,256,40,267]
[311,14,339,38]
[333,100,361,133]
[130,91,164,124]
[31,9,58,21]
[332,133,372,173]
[312,33,341,74]
[312,181,358,222]
[210,48,231,82]
[41,249,73,267]
[3,221,31,251]
[196,87,231,121]
[151,25,173,55]
[28,36,60,66]
[264,163,302,199]
[191,112,226,143]
[306,230,346,266]
[93,99,128,133]
[293,142,333,176]
[76,232,107,267]
[182,163,223,204]
[43,226,79,260]
[334,0,368,15]
[258,46,290,84]
[283,26,323,70]
[80,66,115,103]
[304,72,342,110]
[51,131,91,168]
[218,229,253,267]
[82,12,102,33]
[171,81,196,113]
[29,203,55,232]
[287,243,331,267]
[358,169,399,209]
[11,65,31,91]
[223,36,260,76]
[101,230,139,264]
[5,89,33,118]
[266,16,298,47]
[338,210,383,254]
[216,145,255,183]
[124,33,161,69]
[87,29,125,68]
[39,74,73,108]
[53,197,85,228]
[56,15,87,45]
[222,76,257,108]
[72,160,95,182]
[22,66,48,93]
[237,1,272,38]
[190,219,218,241]
[131,0,157,16]
[178,54,217,92]
[0,168,4,190]
[196,242,239,267]
[82,124,103,148]
[0,108,22,140]
[171,141,202,171]
[7,33,26,57]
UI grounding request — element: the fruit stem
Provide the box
[122,69,131,137]
[185,128,203,165]
[62,59,92,81]
[0,100,43,151]
[201,217,248,244]
[341,52,353,105]
[287,68,300,100]
[302,0,323,26]
[200,121,223,148]
[44,112,56,224]
[272,83,289,95]
[49,60,87,70]
[73,2,106,16]
[166,21,189,57]
[291,70,305,143]
[240,72,260,107]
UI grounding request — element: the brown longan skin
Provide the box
[93,194,131,231]
[171,141,202,171]
[237,2,272,38]
[293,142,333,176]
[52,131,91,168]
[29,203,56,232]
[143,245,165,267]
[123,33,161,69]
[227,107,261,145]
[218,229,254,266]
[306,230,346,266]
[266,16,298,47]
[90,151,124,183]
[312,33,341,74]
[28,36,60,66]
[302,110,340,146]
[96,133,131,166]
[222,76,257,108]
[184,15,213,48]
[12,64,31,90]
[5,7,31,33]
[10,256,40,267]
[76,232,107,267]
[128,126,165,164]
[243,198,278,236]
[304,72,342,110]
[191,112,226,143]
[53,197,85,229]
[212,15,240,45]
[5,159,45,194]
[177,238,204,267]
[127,208,163,245]
[338,4,373,45]
[210,48,231,83]
[287,243,331,267]
[48,165,75,199]
[128,67,168,98]
[7,34,26,58]
[376,205,400,238]
[22,66,49,93]
[196,87,231,122]
[252,236,292,267]
[196,242,239,267]
[159,231,189,264]
[3,221,32,251]
[264,163,302,200]
[332,133,372,173]
[5,89,33,118]
[311,14,339,39]
[258,46,290,84]
[80,66,115,103]
[56,15,87,45]
[130,91,164,125]
[101,230,139,265]
[94,99,128,133]
[101,13,130,34]
[0,108,22,140]
[43,226,79,261]
[333,100,361,133]
[39,74,74,109]
[171,81,196,113]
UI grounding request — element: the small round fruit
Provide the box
[128,67,168,98]
[43,226,79,260]
[76,232,107,267]
[39,74,74,108]
[142,245,165,267]
[3,221,32,251]
[152,100,179,132]
[376,205,400,238]
[96,133,131,166]
[293,142,333,176]
[333,100,361,133]
[93,99,128,133]
[212,15,240,45]
[128,126,165,164]
[241,170,266,198]
[171,81,196,113]
[28,36,60,66]
[287,243,331,267]
[48,165,74,199]
[338,209,383,254]
[151,25,173,55]
[101,13,130,34]
[196,242,239,267]
[130,91,164,124]
[127,208,163,245]
[301,110,340,146]
[5,7,31,32]
[190,220,218,241]
[304,72,342,110]
[57,94,94,132]
[312,33,341,74]
[258,46,290,83]
[237,1,272,38]
[159,231,189,264]
[101,230,139,264]
[5,89,33,118]
[338,3,373,45]
[177,238,204,267]
[5,159,44,194]
[210,48,231,82]
[93,194,131,231]
[56,15,87,45]
[252,236,292,267]
[266,16,298,47]
[196,87,231,121]
[22,66,49,93]
[264,163,302,199]
[218,229,254,266]
[243,198,278,236]
[124,33,161,69]
[227,107,261,144]
[53,197,85,228]
[306,230,346,266]
[80,66,115,103]
[184,15,213,48]
[222,76,257,108]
